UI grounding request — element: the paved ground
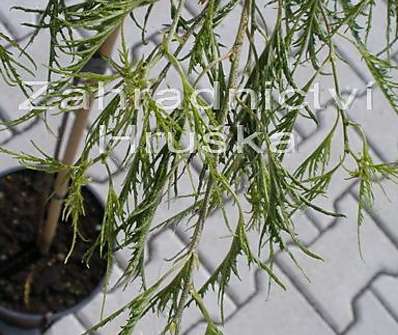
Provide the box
[1,1,398,334]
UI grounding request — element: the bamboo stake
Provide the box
[37,29,120,255]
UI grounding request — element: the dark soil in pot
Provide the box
[0,169,106,315]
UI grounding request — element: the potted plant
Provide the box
[1,0,398,334]
[0,11,125,334]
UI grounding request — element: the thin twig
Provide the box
[172,1,251,333]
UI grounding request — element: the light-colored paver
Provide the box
[372,274,398,321]
[221,266,336,335]
[277,193,398,332]
[44,315,86,335]
[344,291,398,335]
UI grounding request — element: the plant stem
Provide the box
[37,28,121,255]
[173,1,251,332]
[173,181,211,333]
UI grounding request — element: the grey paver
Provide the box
[372,274,398,321]
[220,266,336,335]
[0,0,43,41]
[0,31,57,132]
[346,89,398,162]
[360,177,398,247]
[0,127,13,146]
[344,291,398,335]
[277,193,398,332]
[44,315,86,335]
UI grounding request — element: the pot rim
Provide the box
[0,166,106,328]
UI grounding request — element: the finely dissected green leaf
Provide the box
[295,114,339,179]
[358,45,398,114]
[0,32,35,96]
[191,289,224,335]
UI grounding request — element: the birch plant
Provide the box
[2,0,398,334]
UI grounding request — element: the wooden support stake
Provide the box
[37,29,120,255]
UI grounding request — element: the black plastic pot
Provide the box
[0,167,106,334]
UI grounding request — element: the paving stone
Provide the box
[118,226,236,323]
[352,1,392,55]
[100,264,127,295]
[344,290,398,335]
[114,169,200,267]
[0,18,14,39]
[184,2,202,16]
[88,156,123,185]
[192,265,238,324]
[176,197,259,305]
[220,266,336,335]
[0,127,14,145]
[276,193,398,332]
[76,264,145,335]
[177,192,319,307]
[292,53,365,124]
[0,1,43,41]
[346,89,398,162]
[0,119,61,170]
[371,274,398,321]
[358,178,398,247]
[286,105,364,229]
[44,315,86,335]
[77,230,234,334]
[0,30,59,132]
[184,322,207,335]
[333,33,374,86]
[108,2,195,60]
[288,210,320,245]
